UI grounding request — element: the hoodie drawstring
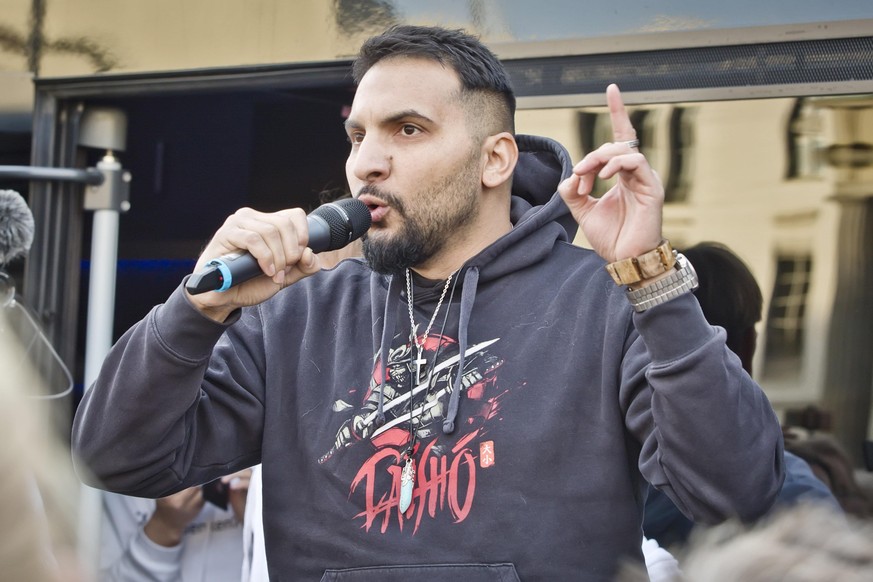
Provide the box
[376,273,402,426]
[443,266,479,434]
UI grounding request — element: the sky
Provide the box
[393,0,873,41]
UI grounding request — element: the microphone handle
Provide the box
[185,215,332,295]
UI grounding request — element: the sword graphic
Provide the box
[362,338,500,427]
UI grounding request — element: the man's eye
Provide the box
[401,125,419,136]
[348,132,364,144]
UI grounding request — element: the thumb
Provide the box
[558,174,581,204]
[300,247,321,274]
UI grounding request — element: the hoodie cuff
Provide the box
[632,291,716,363]
[130,527,183,576]
[152,281,242,362]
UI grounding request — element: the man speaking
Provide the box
[73,25,784,581]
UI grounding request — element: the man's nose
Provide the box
[349,136,391,183]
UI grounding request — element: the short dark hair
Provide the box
[352,25,516,133]
[683,242,763,357]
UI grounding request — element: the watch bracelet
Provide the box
[605,240,675,285]
[625,253,699,313]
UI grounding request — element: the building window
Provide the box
[786,98,825,179]
[762,254,812,381]
[664,106,694,203]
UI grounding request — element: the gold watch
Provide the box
[604,240,676,286]
[625,253,699,313]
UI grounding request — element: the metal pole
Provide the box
[0,165,104,185]
[78,206,119,582]
[82,155,126,389]
[78,151,130,577]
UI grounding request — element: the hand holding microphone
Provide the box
[185,198,370,319]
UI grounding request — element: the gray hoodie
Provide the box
[72,134,784,581]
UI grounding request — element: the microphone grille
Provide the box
[313,198,372,250]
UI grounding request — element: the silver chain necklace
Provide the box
[405,268,455,386]
[400,267,456,513]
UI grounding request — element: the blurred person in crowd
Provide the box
[0,307,84,581]
[644,242,840,549]
[681,502,873,581]
[1,188,83,580]
[785,433,873,519]
[99,468,251,581]
[620,503,873,582]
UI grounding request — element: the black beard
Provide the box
[358,153,480,275]
[362,228,432,275]
[359,185,445,274]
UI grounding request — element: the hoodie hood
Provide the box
[468,133,576,283]
[510,134,577,240]
[375,133,577,433]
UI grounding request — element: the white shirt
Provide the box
[241,465,269,582]
[100,491,244,581]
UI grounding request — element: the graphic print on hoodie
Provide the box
[318,331,511,534]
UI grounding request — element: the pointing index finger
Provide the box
[607,83,637,144]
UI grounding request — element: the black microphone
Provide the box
[185,198,371,295]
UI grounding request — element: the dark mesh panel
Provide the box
[505,36,873,98]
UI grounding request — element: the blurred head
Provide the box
[785,434,873,519]
[683,242,763,374]
[680,503,873,582]
[0,310,83,581]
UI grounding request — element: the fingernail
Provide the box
[303,248,316,268]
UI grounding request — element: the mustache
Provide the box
[356,185,406,215]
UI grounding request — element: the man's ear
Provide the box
[482,132,518,189]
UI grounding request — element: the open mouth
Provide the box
[357,194,389,223]
[368,205,389,223]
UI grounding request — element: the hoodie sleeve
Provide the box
[621,292,785,524]
[71,284,265,497]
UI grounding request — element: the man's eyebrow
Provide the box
[384,110,434,125]
[344,110,435,132]
[343,118,360,132]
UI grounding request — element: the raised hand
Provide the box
[144,486,206,547]
[558,84,664,262]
